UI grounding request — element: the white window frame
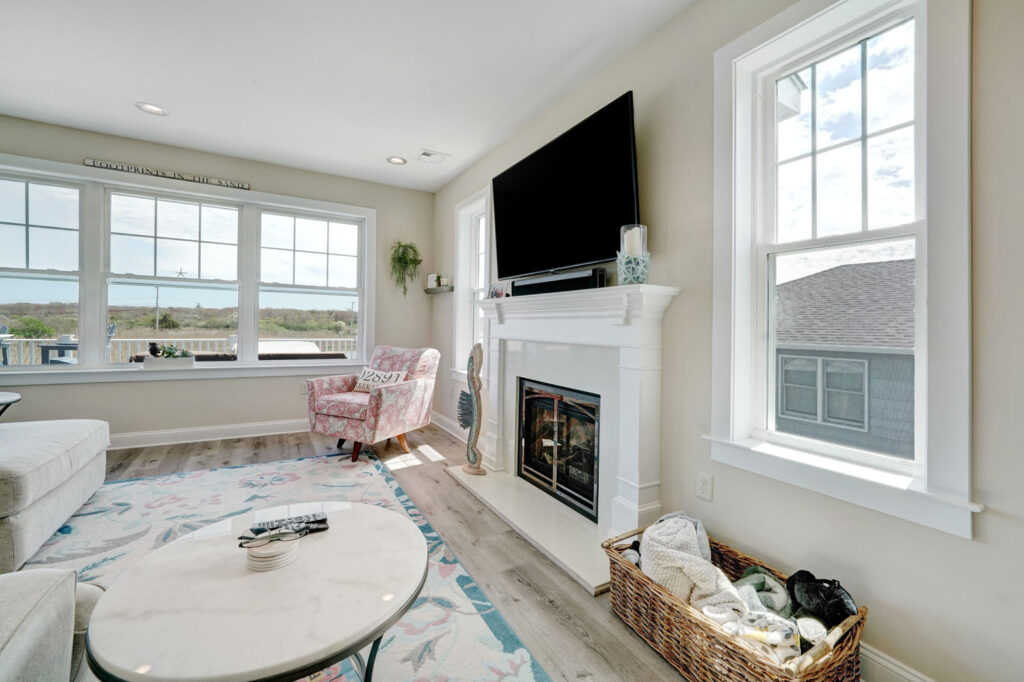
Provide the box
[0,152,375,385]
[709,0,980,537]
[452,186,490,383]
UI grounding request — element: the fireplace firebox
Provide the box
[516,378,599,521]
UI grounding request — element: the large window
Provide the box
[0,178,80,367]
[453,190,490,375]
[258,212,360,361]
[711,0,976,536]
[107,192,240,363]
[0,155,373,376]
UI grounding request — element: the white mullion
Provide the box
[238,205,259,364]
[860,39,869,233]
[80,182,104,366]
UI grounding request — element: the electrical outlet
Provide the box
[696,471,713,501]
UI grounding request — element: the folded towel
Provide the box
[734,566,793,618]
[656,510,711,561]
[723,612,802,664]
[640,518,747,623]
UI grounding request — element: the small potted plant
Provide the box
[143,342,195,369]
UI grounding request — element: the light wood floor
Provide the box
[107,424,679,681]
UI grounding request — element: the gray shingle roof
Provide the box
[775,259,915,348]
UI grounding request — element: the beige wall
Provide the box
[0,115,434,435]
[430,0,1023,679]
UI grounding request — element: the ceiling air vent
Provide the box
[416,149,451,165]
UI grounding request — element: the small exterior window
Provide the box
[778,355,868,432]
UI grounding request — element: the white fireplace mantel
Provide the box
[447,284,679,592]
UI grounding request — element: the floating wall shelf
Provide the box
[424,286,454,295]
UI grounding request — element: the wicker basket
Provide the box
[601,526,867,682]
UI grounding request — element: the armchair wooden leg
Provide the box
[396,433,411,454]
[336,438,346,451]
[350,441,363,462]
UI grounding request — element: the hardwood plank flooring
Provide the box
[105,424,678,681]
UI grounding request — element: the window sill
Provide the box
[450,368,468,384]
[705,435,982,539]
[0,360,365,386]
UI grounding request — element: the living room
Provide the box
[0,1,1018,681]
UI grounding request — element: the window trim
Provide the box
[0,152,376,383]
[452,186,491,384]
[710,0,980,537]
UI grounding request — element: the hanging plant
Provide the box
[390,241,423,296]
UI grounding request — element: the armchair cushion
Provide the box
[314,391,371,421]
[0,569,75,682]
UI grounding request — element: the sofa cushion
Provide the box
[314,392,370,421]
[0,420,109,517]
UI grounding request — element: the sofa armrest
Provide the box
[0,569,76,681]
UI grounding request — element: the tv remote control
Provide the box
[251,512,327,531]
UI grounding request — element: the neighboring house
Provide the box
[774,259,915,459]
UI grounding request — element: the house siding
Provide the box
[775,347,914,459]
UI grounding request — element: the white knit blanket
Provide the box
[640,518,747,622]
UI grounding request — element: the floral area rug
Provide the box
[26,453,550,682]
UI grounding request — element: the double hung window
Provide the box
[453,190,490,376]
[711,0,976,536]
[258,212,360,360]
[0,178,80,367]
[107,192,240,363]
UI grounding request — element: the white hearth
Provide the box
[446,284,678,593]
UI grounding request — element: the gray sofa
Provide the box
[0,419,108,573]
[0,568,103,681]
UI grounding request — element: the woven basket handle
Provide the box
[600,525,651,550]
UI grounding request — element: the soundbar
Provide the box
[510,268,606,297]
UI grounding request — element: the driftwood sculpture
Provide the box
[457,343,485,475]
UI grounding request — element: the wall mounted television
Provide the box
[492,91,639,281]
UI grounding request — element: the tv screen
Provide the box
[492,91,639,281]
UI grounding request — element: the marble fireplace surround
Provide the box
[447,284,679,593]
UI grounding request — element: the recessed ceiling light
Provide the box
[135,101,168,116]
[386,156,407,165]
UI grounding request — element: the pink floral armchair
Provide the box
[306,346,441,461]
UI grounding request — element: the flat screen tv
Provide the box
[492,91,639,281]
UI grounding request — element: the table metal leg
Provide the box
[0,404,10,418]
[363,636,382,682]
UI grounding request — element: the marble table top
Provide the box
[0,392,20,405]
[86,501,428,682]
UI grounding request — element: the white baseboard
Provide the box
[861,644,934,682]
[108,418,309,450]
[431,410,466,443]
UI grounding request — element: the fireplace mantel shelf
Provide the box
[478,283,679,327]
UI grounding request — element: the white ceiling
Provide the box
[0,1,691,192]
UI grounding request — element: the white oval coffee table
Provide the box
[86,501,428,682]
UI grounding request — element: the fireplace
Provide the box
[516,377,599,521]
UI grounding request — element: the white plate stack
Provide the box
[246,539,299,572]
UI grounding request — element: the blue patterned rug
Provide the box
[26,453,551,682]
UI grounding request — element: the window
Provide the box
[0,178,80,367]
[0,152,374,378]
[778,355,867,431]
[258,212,360,361]
[107,192,240,363]
[453,189,490,376]
[711,0,977,537]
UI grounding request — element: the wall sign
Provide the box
[84,158,251,190]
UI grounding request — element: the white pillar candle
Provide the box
[624,227,642,256]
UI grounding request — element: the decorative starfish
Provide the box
[175,268,187,278]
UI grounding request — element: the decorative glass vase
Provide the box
[617,224,649,285]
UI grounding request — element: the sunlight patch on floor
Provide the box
[385,453,423,470]
[417,444,447,462]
